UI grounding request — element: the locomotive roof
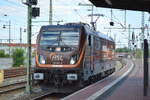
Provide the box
[97,31,114,42]
[41,23,83,30]
[41,23,114,42]
[84,25,114,42]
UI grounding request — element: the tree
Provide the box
[115,47,130,53]
[12,48,25,67]
[0,50,5,57]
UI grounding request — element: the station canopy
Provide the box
[89,0,150,12]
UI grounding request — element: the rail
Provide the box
[31,91,53,100]
[0,81,26,94]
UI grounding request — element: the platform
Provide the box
[63,58,150,100]
[62,59,133,100]
[104,59,150,100]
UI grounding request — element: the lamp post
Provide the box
[141,12,145,46]
[20,27,22,44]
[22,0,39,94]
[8,21,11,55]
[22,0,32,94]
[49,0,52,25]
[3,19,11,55]
[27,4,32,94]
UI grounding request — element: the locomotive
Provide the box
[33,23,115,92]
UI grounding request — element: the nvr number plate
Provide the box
[33,73,44,80]
[67,74,77,80]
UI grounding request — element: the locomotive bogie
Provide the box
[33,67,84,87]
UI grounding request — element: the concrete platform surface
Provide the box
[105,59,150,100]
[63,59,133,100]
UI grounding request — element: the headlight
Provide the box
[39,55,45,64]
[70,57,75,64]
[70,55,78,64]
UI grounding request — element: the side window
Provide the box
[98,38,101,50]
[102,39,107,51]
[107,41,110,50]
[95,37,100,50]
[88,35,91,46]
[99,38,102,50]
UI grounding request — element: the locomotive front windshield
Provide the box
[40,28,79,47]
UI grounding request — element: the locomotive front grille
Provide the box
[51,61,63,65]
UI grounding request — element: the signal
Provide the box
[22,0,37,5]
[110,21,114,26]
[28,0,37,5]
[32,7,40,18]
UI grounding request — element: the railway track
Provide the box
[0,81,26,94]
[13,89,68,100]
[8,84,72,100]
[28,60,124,100]
[30,92,69,100]
[31,91,54,100]
[0,59,123,100]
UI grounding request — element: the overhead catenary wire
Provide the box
[2,0,25,7]
[56,0,90,22]
[74,9,89,22]
[111,10,125,28]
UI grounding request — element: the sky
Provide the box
[0,0,150,48]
